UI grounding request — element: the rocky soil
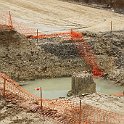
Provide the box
[83,31,124,85]
[0,92,124,124]
[70,93,124,115]
[0,27,123,85]
[0,28,88,81]
[0,96,59,124]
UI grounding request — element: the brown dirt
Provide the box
[0,0,124,33]
[0,28,88,81]
[0,96,59,124]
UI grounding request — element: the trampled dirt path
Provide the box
[0,0,124,33]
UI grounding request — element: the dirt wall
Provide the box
[0,29,88,81]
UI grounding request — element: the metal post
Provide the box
[3,79,6,97]
[79,99,82,124]
[71,28,73,40]
[8,11,13,30]
[40,87,43,110]
[37,29,39,43]
[111,21,113,33]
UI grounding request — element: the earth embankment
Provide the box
[0,28,88,81]
[0,27,123,85]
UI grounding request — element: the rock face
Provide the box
[71,72,96,96]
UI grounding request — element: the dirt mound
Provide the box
[0,28,87,80]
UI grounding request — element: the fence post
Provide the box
[3,78,6,97]
[8,11,13,30]
[70,28,73,40]
[37,29,39,43]
[40,87,43,110]
[79,100,82,124]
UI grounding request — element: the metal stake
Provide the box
[40,87,43,110]
[79,99,82,124]
[37,29,39,43]
[8,11,13,30]
[3,79,6,97]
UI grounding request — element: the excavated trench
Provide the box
[0,26,124,124]
[0,27,124,97]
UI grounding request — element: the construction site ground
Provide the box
[0,96,59,124]
[0,91,124,124]
[0,0,124,124]
[0,0,124,33]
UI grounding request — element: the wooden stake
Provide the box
[40,87,43,110]
[8,11,13,30]
[79,99,82,124]
[3,79,6,97]
[37,29,39,43]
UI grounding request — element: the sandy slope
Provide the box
[0,0,124,33]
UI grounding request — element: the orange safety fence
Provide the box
[0,72,124,124]
[0,11,37,35]
[0,11,84,41]
[0,11,123,123]
[28,30,83,41]
[74,39,103,76]
[0,11,8,26]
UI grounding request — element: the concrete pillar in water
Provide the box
[71,72,96,96]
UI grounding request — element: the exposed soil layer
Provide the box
[0,28,88,81]
[0,27,123,85]
[70,93,124,114]
[83,31,124,85]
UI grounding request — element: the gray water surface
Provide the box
[22,77,124,99]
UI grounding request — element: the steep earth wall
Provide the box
[0,28,88,81]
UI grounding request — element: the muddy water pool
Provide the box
[22,77,124,99]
